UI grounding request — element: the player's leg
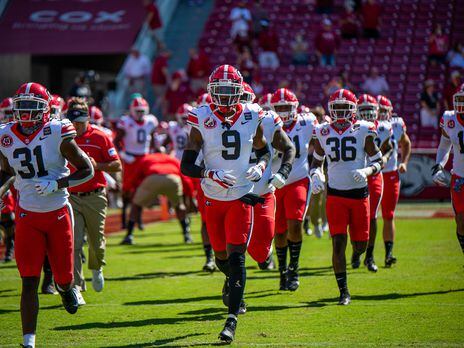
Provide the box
[326,195,351,305]
[41,255,57,295]
[1,211,15,262]
[196,184,215,271]
[274,187,289,290]
[456,213,464,253]
[381,171,400,266]
[308,192,322,237]
[363,175,383,272]
[70,196,86,297]
[451,174,464,254]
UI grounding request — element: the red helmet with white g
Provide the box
[176,103,193,125]
[130,96,149,121]
[0,97,14,123]
[89,105,104,125]
[453,83,464,114]
[207,65,243,110]
[271,88,299,124]
[258,93,273,111]
[240,82,256,103]
[328,89,357,122]
[196,93,212,106]
[12,82,51,124]
[356,94,378,121]
[377,95,393,121]
[50,94,65,120]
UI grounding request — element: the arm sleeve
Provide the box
[436,135,452,167]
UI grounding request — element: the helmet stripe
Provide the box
[339,89,343,99]
[224,65,229,80]
[25,82,33,94]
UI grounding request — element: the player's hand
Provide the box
[119,151,135,164]
[311,168,325,194]
[270,173,286,189]
[34,179,59,196]
[205,169,236,188]
[431,164,447,186]
[353,168,368,184]
[245,164,265,182]
[398,163,407,173]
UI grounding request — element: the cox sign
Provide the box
[29,10,125,23]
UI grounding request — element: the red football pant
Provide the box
[326,195,370,242]
[275,177,311,234]
[381,170,400,220]
[248,192,276,263]
[451,174,464,214]
[204,197,252,252]
[15,204,74,285]
[368,173,383,220]
[122,155,147,193]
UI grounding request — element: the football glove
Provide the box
[119,151,136,164]
[353,168,369,184]
[34,179,59,196]
[431,164,447,187]
[310,168,325,194]
[245,163,265,182]
[270,173,286,189]
[204,169,236,188]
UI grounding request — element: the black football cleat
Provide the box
[338,290,351,305]
[120,234,134,245]
[202,258,216,273]
[222,277,230,307]
[57,286,79,314]
[351,253,361,269]
[385,255,397,268]
[279,269,288,290]
[258,253,275,270]
[238,300,247,315]
[219,317,237,344]
[20,345,33,348]
[287,266,299,291]
[364,258,378,273]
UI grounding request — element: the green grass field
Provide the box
[1,208,463,347]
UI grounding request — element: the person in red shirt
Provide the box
[315,19,340,67]
[143,0,163,47]
[361,0,382,39]
[121,153,192,244]
[187,48,211,93]
[443,71,462,110]
[67,99,121,305]
[151,50,171,109]
[428,24,449,66]
[163,70,193,120]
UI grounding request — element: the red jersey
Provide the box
[69,125,119,193]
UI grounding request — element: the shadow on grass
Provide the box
[0,304,61,315]
[102,333,206,347]
[247,267,333,280]
[180,303,306,316]
[106,270,204,282]
[0,263,17,269]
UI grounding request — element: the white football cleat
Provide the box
[75,288,86,306]
[92,269,104,292]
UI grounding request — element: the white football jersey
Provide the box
[251,110,282,196]
[374,120,392,149]
[315,120,376,191]
[440,111,464,177]
[383,116,406,172]
[168,121,190,160]
[188,103,264,200]
[272,113,317,185]
[116,114,158,155]
[0,119,76,212]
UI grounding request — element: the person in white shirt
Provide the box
[361,67,389,96]
[230,2,251,38]
[122,48,151,98]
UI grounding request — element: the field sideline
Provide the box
[0,204,463,347]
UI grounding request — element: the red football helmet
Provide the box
[377,95,393,121]
[90,105,104,125]
[240,82,256,103]
[0,97,14,123]
[176,103,193,125]
[207,65,243,110]
[50,94,65,120]
[356,94,378,121]
[12,82,51,124]
[258,93,273,111]
[453,83,464,114]
[328,89,357,122]
[130,96,149,121]
[271,88,299,124]
[196,93,212,106]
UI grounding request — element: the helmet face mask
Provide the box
[454,93,464,114]
[357,105,377,121]
[328,101,356,121]
[13,97,49,124]
[378,106,392,121]
[130,97,149,121]
[273,103,297,124]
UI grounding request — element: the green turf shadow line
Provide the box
[101,333,206,348]
[105,270,205,282]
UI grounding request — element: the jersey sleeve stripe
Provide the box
[62,130,77,138]
[187,114,199,125]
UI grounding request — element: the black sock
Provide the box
[385,241,393,258]
[366,246,374,259]
[215,257,230,277]
[180,219,190,235]
[228,252,246,316]
[121,200,128,226]
[288,240,302,270]
[127,220,136,236]
[43,256,52,274]
[203,244,213,260]
[457,232,464,253]
[335,272,348,293]
[276,246,288,271]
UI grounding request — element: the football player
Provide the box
[167,103,193,161]
[311,89,384,305]
[114,96,158,243]
[244,84,296,272]
[432,84,464,255]
[271,88,316,291]
[378,96,411,267]
[0,82,94,348]
[353,94,393,272]
[258,93,273,111]
[89,105,113,139]
[181,65,270,343]
[0,97,15,123]
[50,94,65,120]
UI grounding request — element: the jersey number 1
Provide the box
[13,146,48,179]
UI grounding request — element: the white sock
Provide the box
[227,314,237,321]
[23,333,36,347]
